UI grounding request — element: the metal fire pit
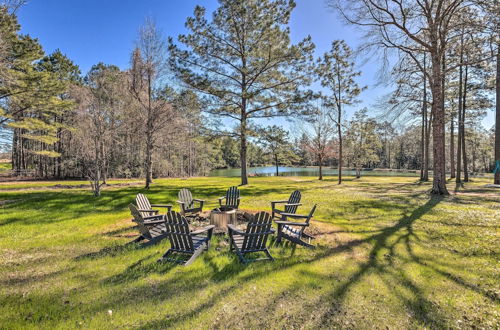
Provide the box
[209,207,237,233]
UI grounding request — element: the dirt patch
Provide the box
[306,221,352,245]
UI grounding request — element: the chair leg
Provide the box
[158,249,173,262]
[264,249,274,261]
[276,232,282,244]
[141,235,164,247]
[236,250,248,264]
[131,235,145,244]
[184,244,206,266]
[295,238,315,249]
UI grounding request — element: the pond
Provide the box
[208,166,421,177]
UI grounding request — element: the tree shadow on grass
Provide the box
[21,193,493,329]
[102,256,176,285]
[305,196,448,327]
[74,241,150,261]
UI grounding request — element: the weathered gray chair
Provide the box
[135,193,172,218]
[218,186,240,209]
[271,190,301,219]
[275,205,317,248]
[177,188,204,216]
[129,203,167,245]
[158,211,215,266]
[228,211,275,263]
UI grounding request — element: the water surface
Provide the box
[208,166,420,177]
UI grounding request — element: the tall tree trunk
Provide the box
[145,133,153,189]
[318,155,323,180]
[275,154,279,176]
[456,40,464,184]
[495,44,500,185]
[421,104,425,180]
[12,128,18,174]
[101,140,107,185]
[462,63,469,182]
[450,113,455,178]
[422,53,430,181]
[337,107,342,184]
[442,52,447,177]
[240,115,248,185]
[430,52,449,194]
[388,141,391,169]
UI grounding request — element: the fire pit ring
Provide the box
[209,207,237,233]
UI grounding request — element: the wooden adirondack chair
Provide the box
[271,190,302,219]
[135,193,172,218]
[275,204,317,248]
[228,211,275,263]
[158,211,215,266]
[129,203,167,245]
[177,188,204,216]
[218,186,240,209]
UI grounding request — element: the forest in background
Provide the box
[0,0,498,195]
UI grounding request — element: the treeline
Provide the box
[0,0,498,195]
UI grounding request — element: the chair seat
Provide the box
[146,223,167,238]
[184,207,202,213]
[192,236,209,250]
[230,234,269,251]
[282,225,301,239]
[231,235,245,249]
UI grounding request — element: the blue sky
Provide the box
[17,0,494,129]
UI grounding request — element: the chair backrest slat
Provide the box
[178,188,193,208]
[305,204,317,225]
[284,190,301,214]
[129,203,151,239]
[136,193,152,218]
[164,211,193,252]
[242,212,272,251]
[295,204,317,235]
[225,186,240,207]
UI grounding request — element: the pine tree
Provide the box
[258,125,296,176]
[0,8,76,176]
[316,40,364,184]
[169,0,315,185]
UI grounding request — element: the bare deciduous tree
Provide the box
[130,19,173,189]
[302,108,336,180]
[316,40,364,184]
[329,0,466,194]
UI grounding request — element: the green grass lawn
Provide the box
[0,176,498,328]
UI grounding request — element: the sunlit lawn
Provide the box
[0,176,498,328]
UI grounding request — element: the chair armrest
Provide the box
[143,214,163,220]
[191,225,215,235]
[151,204,172,208]
[138,209,159,214]
[271,200,289,204]
[143,219,165,225]
[280,213,309,219]
[275,221,309,227]
[284,203,302,207]
[193,198,205,202]
[227,224,245,235]
[218,196,226,200]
